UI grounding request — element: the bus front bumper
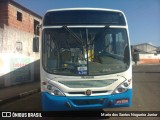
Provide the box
[41,89,132,111]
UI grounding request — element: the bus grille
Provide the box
[71,99,106,106]
[68,90,108,95]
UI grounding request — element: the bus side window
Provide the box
[124,45,130,64]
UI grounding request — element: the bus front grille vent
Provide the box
[68,90,108,95]
[71,98,106,106]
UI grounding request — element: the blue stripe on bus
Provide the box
[41,89,132,111]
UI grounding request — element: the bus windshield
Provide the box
[42,27,130,76]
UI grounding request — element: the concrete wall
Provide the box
[0,24,40,88]
[0,27,3,52]
[0,1,41,88]
[138,54,160,64]
[2,25,39,58]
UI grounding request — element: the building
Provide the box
[132,43,160,64]
[0,0,42,53]
[0,0,42,87]
[133,43,157,54]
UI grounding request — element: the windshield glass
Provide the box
[42,27,130,76]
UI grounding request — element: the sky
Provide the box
[15,0,160,46]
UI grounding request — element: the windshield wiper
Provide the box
[63,26,83,45]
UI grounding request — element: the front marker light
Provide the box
[47,84,65,96]
[47,85,52,90]
[123,82,129,87]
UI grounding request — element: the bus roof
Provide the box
[46,8,124,14]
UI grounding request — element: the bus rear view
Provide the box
[41,8,132,111]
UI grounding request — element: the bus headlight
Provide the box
[47,84,65,96]
[112,79,131,94]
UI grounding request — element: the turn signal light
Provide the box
[42,81,47,85]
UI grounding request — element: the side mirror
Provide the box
[33,37,39,52]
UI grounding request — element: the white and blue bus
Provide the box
[40,8,132,111]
